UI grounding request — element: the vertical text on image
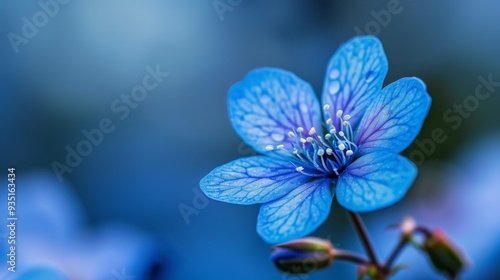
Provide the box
[6,168,17,273]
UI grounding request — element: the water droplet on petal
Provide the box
[260,95,271,105]
[329,81,340,94]
[271,133,285,142]
[329,69,340,79]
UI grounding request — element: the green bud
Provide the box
[271,237,334,274]
[357,265,387,280]
[423,229,466,278]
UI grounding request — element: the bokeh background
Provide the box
[1,0,500,279]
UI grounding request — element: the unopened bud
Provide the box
[423,229,466,278]
[357,264,382,280]
[270,237,334,274]
[400,216,417,238]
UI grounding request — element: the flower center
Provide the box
[265,105,358,178]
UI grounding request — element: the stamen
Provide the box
[273,110,357,178]
[319,152,328,171]
[346,122,354,140]
[330,148,343,164]
[293,165,325,177]
[339,148,347,164]
[292,147,306,163]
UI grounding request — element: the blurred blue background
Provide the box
[1,0,499,279]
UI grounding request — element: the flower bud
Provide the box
[399,216,417,238]
[270,237,334,274]
[423,229,466,278]
[357,264,378,280]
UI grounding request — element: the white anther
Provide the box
[336,110,343,118]
[288,131,295,138]
[296,166,304,172]
[343,121,349,126]
[344,114,351,121]
[265,145,274,151]
[293,148,298,154]
[317,149,325,156]
[326,148,333,155]
[323,104,330,111]
[325,134,331,140]
[308,127,316,135]
[300,138,307,143]
[338,131,345,137]
[326,118,332,125]
[338,143,346,151]
[346,150,354,156]
[276,145,285,150]
[333,168,339,176]
[297,127,304,133]
[306,137,313,143]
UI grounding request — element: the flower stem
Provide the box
[415,226,432,238]
[383,237,408,272]
[333,249,371,265]
[347,211,380,268]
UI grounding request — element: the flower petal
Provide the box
[336,152,417,212]
[257,178,333,244]
[228,68,322,155]
[322,36,388,130]
[200,156,310,205]
[355,77,431,156]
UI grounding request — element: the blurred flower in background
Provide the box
[0,172,173,280]
[361,133,500,279]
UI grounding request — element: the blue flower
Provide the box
[200,36,431,244]
[3,172,173,280]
